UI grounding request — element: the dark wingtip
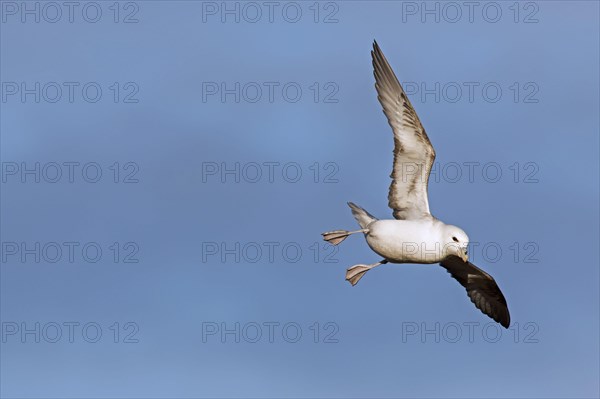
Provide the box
[372,40,381,53]
[500,312,511,329]
[493,306,510,329]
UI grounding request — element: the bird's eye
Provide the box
[452,236,458,242]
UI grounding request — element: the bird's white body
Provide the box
[365,219,447,264]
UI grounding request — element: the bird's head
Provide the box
[443,225,469,263]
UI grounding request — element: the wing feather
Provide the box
[439,256,511,328]
[372,41,436,220]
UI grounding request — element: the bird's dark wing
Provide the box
[439,255,510,328]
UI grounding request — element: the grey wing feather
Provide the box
[439,256,511,328]
[372,41,436,220]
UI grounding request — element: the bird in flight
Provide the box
[322,41,510,328]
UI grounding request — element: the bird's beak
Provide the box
[460,250,469,263]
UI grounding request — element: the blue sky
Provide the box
[1,1,599,398]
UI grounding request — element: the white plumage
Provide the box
[322,41,510,328]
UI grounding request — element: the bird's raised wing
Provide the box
[440,256,510,328]
[372,41,436,220]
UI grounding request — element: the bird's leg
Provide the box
[321,229,368,246]
[346,259,388,286]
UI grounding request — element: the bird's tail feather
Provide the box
[348,202,377,229]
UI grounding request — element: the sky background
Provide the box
[1,1,599,398]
